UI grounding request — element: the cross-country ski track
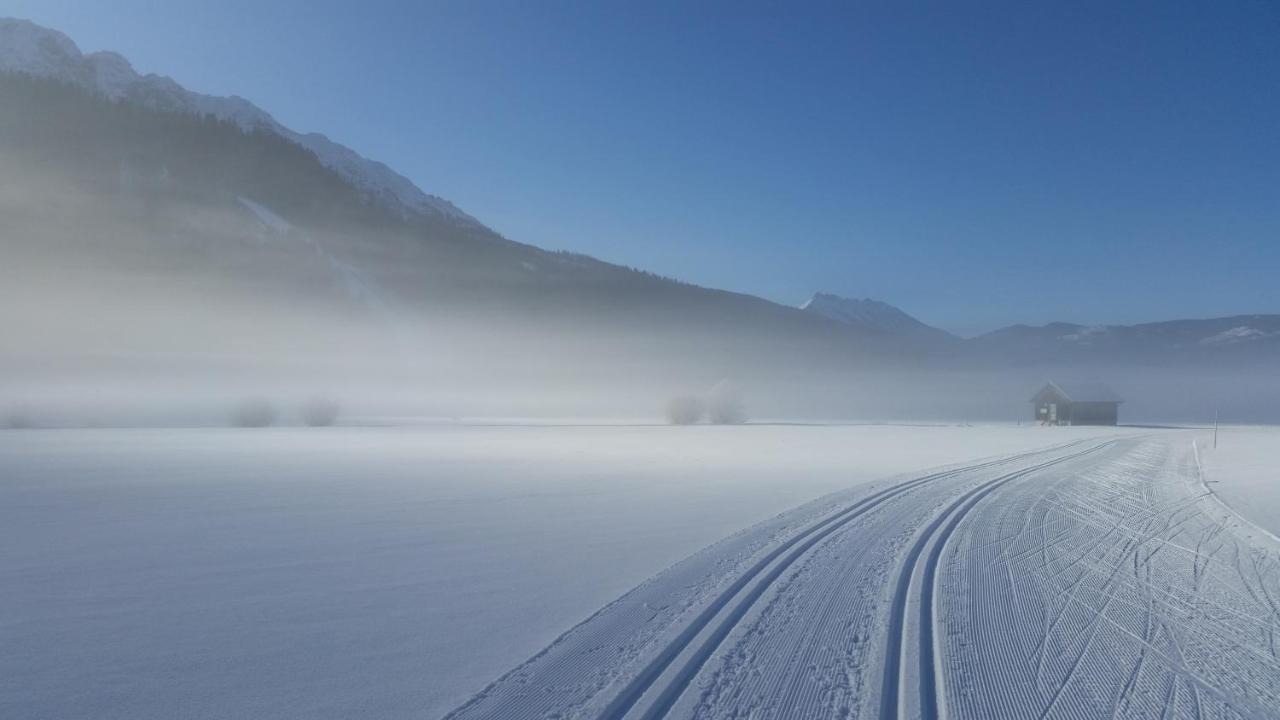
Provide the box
[446,434,1280,720]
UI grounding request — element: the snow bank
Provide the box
[0,423,1129,719]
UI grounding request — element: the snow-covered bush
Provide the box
[302,396,341,427]
[707,380,747,425]
[232,398,277,428]
[665,394,704,425]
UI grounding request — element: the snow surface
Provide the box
[237,196,293,236]
[451,433,1280,720]
[0,17,481,228]
[1198,426,1280,538]
[0,423,1131,719]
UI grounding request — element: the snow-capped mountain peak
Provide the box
[0,17,482,229]
[801,293,953,339]
[0,18,79,77]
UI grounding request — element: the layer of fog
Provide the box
[2,156,1274,428]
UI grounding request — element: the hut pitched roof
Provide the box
[1034,381,1123,403]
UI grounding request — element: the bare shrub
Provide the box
[302,396,341,427]
[707,380,747,425]
[232,398,277,428]
[665,394,704,425]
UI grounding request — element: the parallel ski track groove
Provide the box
[879,440,1115,720]
[598,440,1093,720]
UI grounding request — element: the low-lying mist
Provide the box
[1,90,1274,429]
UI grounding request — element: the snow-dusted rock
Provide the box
[801,292,953,339]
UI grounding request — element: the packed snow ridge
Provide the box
[0,17,483,229]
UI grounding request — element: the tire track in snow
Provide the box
[878,440,1115,720]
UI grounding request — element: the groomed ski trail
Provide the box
[446,435,1280,720]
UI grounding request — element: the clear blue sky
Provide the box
[4,1,1279,335]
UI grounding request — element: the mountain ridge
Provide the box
[0,17,481,228]
[965,314,1280,369]
[1,16,1277,378]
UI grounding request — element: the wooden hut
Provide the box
[1031,382,1122,426]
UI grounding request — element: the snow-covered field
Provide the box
[1198,426,1280,539]
[453,434,1280,720]
[0,423,1122,719]
[3,424,1276,719]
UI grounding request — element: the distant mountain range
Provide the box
[1,17,1276,397]
[803,292,1279,366]
[969,315,1280,366]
